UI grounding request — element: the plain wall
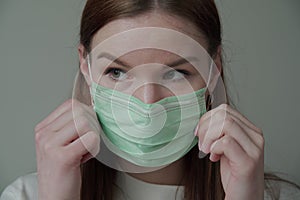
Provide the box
[0,0,299,193]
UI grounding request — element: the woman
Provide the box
[1,0,299,200]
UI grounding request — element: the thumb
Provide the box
[81,152,94,164]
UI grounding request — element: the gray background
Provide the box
[0,0,299,193]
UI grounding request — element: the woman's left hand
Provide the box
[195,104,264,200]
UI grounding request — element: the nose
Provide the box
[133,84,173,104]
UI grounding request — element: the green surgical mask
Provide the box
[90,82,207,167]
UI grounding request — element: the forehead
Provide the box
[91,11,208,51]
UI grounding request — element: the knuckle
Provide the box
[34,124,41,132]
[35,131,43,144]
[251,147,263,161]
[256,127,263,135]
[67,98,76,105]
[219,103,229,110]
[223,115,234,129]
[199,112,210,124]
[257,127,263,133]
[64,98,74,108]
[256,134,265,149]
[214,109,226,121]
[222,136,233,146]
[199,115,206,124]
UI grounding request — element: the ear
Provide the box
[78,44,92,87]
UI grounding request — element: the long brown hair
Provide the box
[74,0,298,199]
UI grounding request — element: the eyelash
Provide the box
[174,69,190,76]
[104,67,126,79]
[104,67,124,75]
[104,67,191,80]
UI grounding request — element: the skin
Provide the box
[35,11,264,200]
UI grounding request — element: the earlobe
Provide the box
[78,44,91,86]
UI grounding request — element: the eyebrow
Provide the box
[97,52,196,68]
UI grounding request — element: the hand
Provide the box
[195,104,264,200]
[34,99,101,200]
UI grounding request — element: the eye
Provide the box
[163,69,189,81]
[105,68,128,81]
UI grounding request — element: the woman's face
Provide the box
[81,11,216,104]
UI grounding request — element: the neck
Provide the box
[127,157,186,185]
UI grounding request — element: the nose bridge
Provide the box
[133,83,172,104]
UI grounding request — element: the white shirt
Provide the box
[1,171,299,200]
[0,172,183,200]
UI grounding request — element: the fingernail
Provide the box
[198,139,202,151]
[198,150,207,159]
[201,143,209,154]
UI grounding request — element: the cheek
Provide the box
[159,75,206,96]
[189,74,206,91]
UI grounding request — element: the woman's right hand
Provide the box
[34,99,101,200]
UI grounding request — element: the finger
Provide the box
[35,104,100,148]
[199,113,258,156]
[72,102,100,133]
[35,99,96,133]
[73,100,98,119]
[210,135,248,165]
[209,152,221,162]
[66,131,100,161]
[51,115,98,146]
[197,105,227,147]
[38,110,74,133]
[223,111,264,150]
[81,152,94,164]
[201,104,262,134]
[199,103,226,124]
[35,99,73,132]
[222,104,262,134]
[38,105,99,134]
[197,108,263,152]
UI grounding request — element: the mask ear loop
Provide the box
[205,59,214,111]
[206,94,212,111]
[198,59,214,159]
[86,54,95,109]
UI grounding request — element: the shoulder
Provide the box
[0,172,38,200]
[264,179,300,200]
